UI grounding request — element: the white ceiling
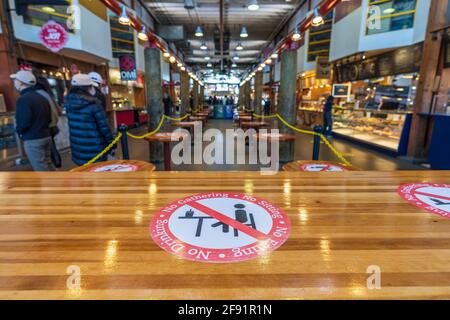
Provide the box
[144,0,302,75]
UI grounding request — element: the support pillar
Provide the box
[244,82,251,111]
[407,0,450,160]
[254,71,263,114]
[199,85,204,110]
[180,71,189,116]
[193,80,199,111]
[278,48,297,163]
[238,85,244,109]
[144,47,163,163]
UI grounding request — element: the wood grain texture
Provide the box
[144,132,188,143]
[70,160,156,173]
[0,171,449,300]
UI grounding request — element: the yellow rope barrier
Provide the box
[81,110,351,168]
[253,113,352,167]
[82,133,123,166]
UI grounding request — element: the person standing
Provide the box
[64,74,114,166]
[162,91,173,116]
[10,70,55,171]
[88,72,108,110]
[35,75,62,168]
[264,98,271,116]
[323,95,334,138]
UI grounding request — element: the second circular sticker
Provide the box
[150,192,291,263]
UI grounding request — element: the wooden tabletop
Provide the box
[171,121,198,128]
[144,132,188,143]
[189,116,207,122]
[254,132,296,142]
[283,160,360,172]
[1,171,450,299]
[241,121,269,128]
[70,160,156,173]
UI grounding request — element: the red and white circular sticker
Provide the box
[39,20,69,53]
[150,192,291,263]
[398,183,450,218]
[300,163,348,172]
[90,164,138,172]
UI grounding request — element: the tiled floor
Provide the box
[6,118,424,171]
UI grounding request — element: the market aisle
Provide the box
[6,119,423,172]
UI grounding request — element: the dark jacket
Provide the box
[64,91,114,166]
[94,87,107,110]
[324,99,333,113]
[15,87,52,141]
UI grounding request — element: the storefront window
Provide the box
[23,5,73,33]
[367,0,417,35]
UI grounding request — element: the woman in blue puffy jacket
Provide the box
[64,74,114,166]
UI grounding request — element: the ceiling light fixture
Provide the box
[311,8,324,27]
[181,67,186,71]
[163,52,171,58]
[247,0,260,11]
[265,58,272,64]
[169,56,176,64]
[118,5,130,25]
[204,56,211,60]
[240,27,249,38]
[207,62,212,67]
[233,55,240,61]
[195,26,204,37]
[292,26,302,41]
[200,42,208,50]
[138,26,148,41]
[236,43,244,51]
[232,63,237,68]
[271,53,278,59]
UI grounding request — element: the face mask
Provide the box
[101,86,109,95]
[14,80,22,92]
[88,87,96,96]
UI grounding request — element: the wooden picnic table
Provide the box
[144,132,188,171]
[0,171,449,299]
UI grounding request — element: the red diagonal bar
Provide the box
[188,201,270,241]
[415,191,450,202]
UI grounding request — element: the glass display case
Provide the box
[0,113,23,165]
[333,107,411,151]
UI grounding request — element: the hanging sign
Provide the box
[90,164,138,172]
[300,162,349,172]
[398,183,450,218]
[316,57,331,80]
[119,55,137,81]
[39,20,69,53]
[150,192,291,263]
